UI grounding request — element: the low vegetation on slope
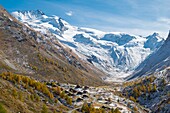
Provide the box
[123,68,170,113]
[0,72,124,113]
[0,72,75,112]
[0,103,7,113]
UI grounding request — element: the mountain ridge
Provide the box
[128,31,170,80]
[11,10,165,82]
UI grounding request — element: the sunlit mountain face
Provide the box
[12,10,165,82]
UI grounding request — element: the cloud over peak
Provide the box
[66,11,73,16]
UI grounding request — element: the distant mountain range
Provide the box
[12,10,166,81]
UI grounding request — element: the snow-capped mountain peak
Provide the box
[128,31,170,80]
[144,32,164,50]
[12,10,45,20]
[146,32,164,41]
[11,10,165,82]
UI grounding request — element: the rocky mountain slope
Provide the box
[11,10,165,82]
[0,6,106,86]
[123,67,170,113]
[122,31,170,113]
[128,32,170,80]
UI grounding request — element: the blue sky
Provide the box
[0,0,170,37]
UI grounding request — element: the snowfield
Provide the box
[12,10,165,81]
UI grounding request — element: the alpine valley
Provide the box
[0,5,169,113]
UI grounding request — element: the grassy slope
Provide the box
[0,78,43,113]
[0,73,71,113]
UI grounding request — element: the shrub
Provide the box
[18,91,24,101]
[130,96,136,102]
[81,102,89,112]
[41,104,48,113]
[133,106,138,111]
[153,84,157,92]
[114,108,121,113]
[0,103,7,113]
[30,94,35,101]
[60,91,65,98]
[55,99,58,103]
[66,97,72,105]
[12,89,18,99]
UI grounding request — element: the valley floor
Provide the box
[0,72,149,113]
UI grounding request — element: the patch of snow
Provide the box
[4,59,16,70]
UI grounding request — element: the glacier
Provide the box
[11,10,165,82]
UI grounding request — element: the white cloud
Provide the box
[66,11,73,16]
[73,9,169,38]
[54,1,169,37]
[158,17,170,25]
